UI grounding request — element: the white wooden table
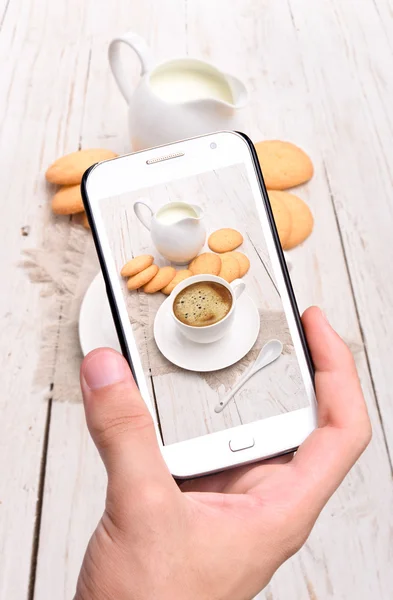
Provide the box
[1,1,393,598]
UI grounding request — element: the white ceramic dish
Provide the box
[79,273,260,373]
[154,292,260,372]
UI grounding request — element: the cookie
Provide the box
[267,191,292,247]
[223,251,250,277]
[143,266,176,293]
[208,228,243,253]
[161,269,193,295]
[277,191,314,249]
[46,148,118,185]
[219,254,240,283]
[255,140,313,190]
[121,255,154,278]
[51,184,84,215]
[127,265,159,290]
[189,252,221,276]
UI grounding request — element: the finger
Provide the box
[290,307,371,509]
[263,452,294,466]
[81,348,174,495]
[180,453,293,494]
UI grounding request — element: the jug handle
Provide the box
[133,199,153,231]
[108,32,154,104]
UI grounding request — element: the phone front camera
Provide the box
[210,142,217,149]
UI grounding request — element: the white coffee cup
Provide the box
[170,274,246,344]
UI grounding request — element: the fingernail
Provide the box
[83,351,127,390]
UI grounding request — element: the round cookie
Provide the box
[219,254,240,283]
[255,140,314,190]
[46,148,118,185]
[208,228,243,253]
[127,264,158,290]
[275,191,314,249]
[223,251,250,277]
[52,184,84,215]
[189,252,221,276]
[161,269,192,295]
[143,266,176,293]
[267,191,292,247]
[121,255,154,277]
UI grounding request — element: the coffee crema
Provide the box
[173,281,232,327]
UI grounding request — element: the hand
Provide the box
[75,307,371,600]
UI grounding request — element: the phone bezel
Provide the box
[81,131,317,478]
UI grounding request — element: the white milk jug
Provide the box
[133,199,206,264]
[108,32,248,150]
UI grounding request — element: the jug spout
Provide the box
[189,204,204,219]
[224,73,248,108]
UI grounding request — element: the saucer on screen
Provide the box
[79,273,121,356]
[154,293,260,372]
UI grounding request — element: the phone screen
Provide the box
[97,162,312,446]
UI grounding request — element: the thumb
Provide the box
[290,307,371,509]
[81,348,173,495]
[301,306,370,433]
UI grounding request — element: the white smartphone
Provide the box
[82,131,317,478]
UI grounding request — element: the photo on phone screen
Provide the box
[97,163,311,446]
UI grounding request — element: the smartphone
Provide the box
[82,131,317,478]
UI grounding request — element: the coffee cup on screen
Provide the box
[170,274,245,344]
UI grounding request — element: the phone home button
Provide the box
[229,435,255,452]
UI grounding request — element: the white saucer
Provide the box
[79,273,121,356]
[79,275,260,371]
[154,293,260,372]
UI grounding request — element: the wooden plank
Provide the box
[33,3,188,598]
[185,1,393,599]
[0,0,93,596]
[288,0,393,459]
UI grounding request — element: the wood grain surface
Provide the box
[0,0,392,598]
